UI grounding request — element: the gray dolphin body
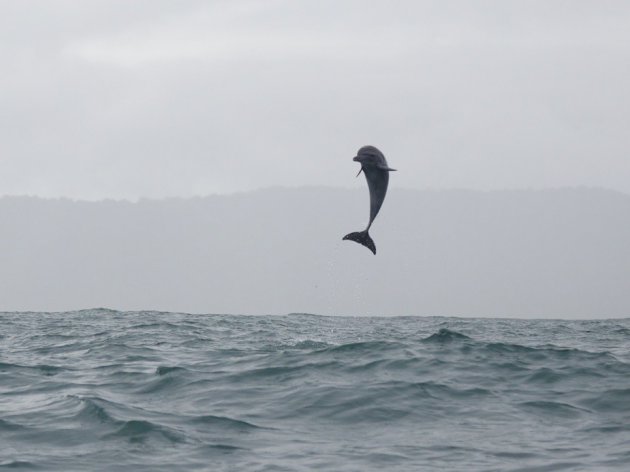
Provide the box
[343,145,396,254]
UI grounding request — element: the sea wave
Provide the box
[1,311,629,471]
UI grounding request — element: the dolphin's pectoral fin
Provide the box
[377,165,397,171]
[342,230,376,255]
[356,167,364,177]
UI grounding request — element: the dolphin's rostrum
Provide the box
[343,145,396,254]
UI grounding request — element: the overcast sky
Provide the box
[2,0,629,200]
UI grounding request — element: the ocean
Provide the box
[1,310,629,471]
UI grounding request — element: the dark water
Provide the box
[1,310,630,471]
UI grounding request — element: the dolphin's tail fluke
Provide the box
[342,230,376,255]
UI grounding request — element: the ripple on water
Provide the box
[103,420,186,445]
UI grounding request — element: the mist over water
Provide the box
[1,310,629,471]
[3,187,630,317]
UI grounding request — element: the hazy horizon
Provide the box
[3,186,629,318]
[2,183,629,203]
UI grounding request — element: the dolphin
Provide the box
[343,145,396,254]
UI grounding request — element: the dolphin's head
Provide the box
[353,145,386,167]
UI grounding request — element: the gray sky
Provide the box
[2,0,629,200]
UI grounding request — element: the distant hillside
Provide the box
[1,187,629,317]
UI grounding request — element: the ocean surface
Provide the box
[1,311,630,471]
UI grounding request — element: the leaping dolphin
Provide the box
[343,145,396,255]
